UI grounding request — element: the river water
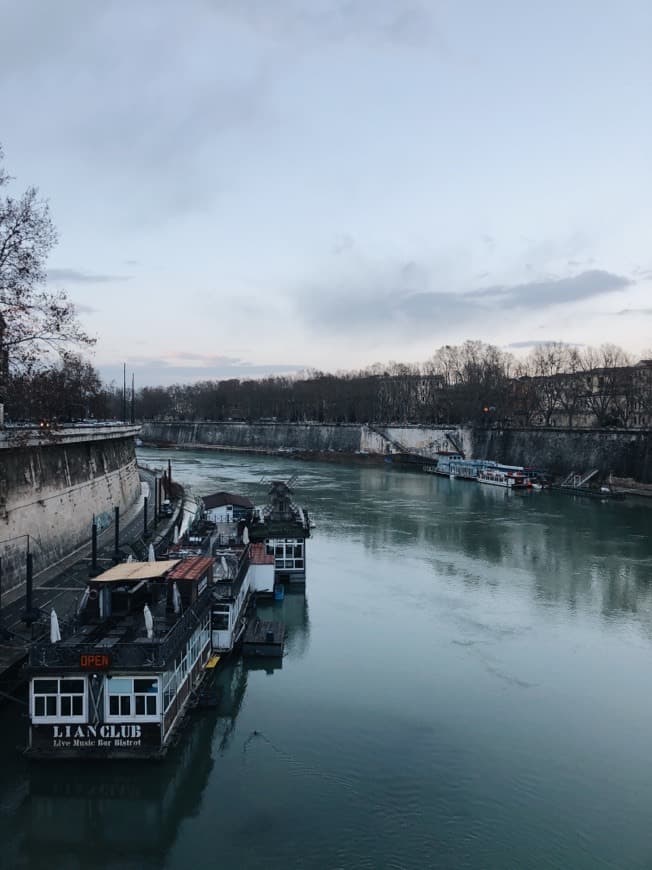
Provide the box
[2,448,652,869]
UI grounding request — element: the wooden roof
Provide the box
[167,556,214,581]
[90,561,181,583]
[202,491,253,510]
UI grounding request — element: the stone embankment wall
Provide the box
[1,426,141,596]
[471,427,651,483]
[143,421,363,453]
[141,421,651,484]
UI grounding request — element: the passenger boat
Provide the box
[26,557,214,759]
[477,466,531,488]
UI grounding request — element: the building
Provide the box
[249,481,311,585]
[200,491,254,524]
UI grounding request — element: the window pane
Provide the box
[61,679,84,694]
[134,679,158,694]
[72,696,83,716]
[35,697,45,716]
[135,697,145,716]
[61,697,71,716]
[108,678,132,694]
[34,679,58,694]
[109,696,119,716]
[46,697,57,716]
[146,696,157,715]
[120,697,131,716]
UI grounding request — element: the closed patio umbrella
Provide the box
[172,582,182,615]
[148,543,156,562]
[50,609,61,644]
[242,526,249,546]
[76,587,90,616]
[144,604,154,640]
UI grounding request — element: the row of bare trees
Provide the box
[120,341,650,429]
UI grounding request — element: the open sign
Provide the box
[79,653,111,669]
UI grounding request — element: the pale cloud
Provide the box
[295,266,632,340]
[48,268,130,284]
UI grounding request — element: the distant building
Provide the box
[511,359,652,429]
[200,491,254,524]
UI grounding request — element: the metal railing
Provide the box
[28,589,211,672]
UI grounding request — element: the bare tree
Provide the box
[581,344,633,426]
[0,144,95,373]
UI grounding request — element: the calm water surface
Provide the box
[2,449,652,869]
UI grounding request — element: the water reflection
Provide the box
[0,589,310,869]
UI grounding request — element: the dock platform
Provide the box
[242,618,285,658]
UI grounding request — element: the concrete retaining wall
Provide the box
[471,427,652,482]
[0,426,141,596]
[143,421,363,453]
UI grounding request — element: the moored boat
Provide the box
[26,557,214,759]
[477,466,531,488]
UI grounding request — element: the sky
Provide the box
[1,0,651,386]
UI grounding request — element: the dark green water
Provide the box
[2,449,652,869]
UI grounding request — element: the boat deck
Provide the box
[242,618,285,658]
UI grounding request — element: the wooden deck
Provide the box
[242,618,285,658]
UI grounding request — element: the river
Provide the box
[2,448,652,869]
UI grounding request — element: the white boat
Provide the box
[477,467,530,488]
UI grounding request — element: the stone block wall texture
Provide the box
[470,427,651,483]
[1,435,141,595]
[143,422,363,453]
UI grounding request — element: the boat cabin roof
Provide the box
[167,556,214,581]
[89,561,181,583]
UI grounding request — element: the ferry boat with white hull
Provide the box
[477,466,531,488]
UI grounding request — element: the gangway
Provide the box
[561,469,599,488]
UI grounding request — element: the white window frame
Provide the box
[31,676,87,724]
[104,676,161,723]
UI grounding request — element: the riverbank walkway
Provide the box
[0,467,185,699]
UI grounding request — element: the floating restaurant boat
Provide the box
[477,465,531,488]
[26,557,214,759]
[25,481,311,759]
[249,480,311,587]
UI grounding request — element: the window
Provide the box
[32,677,86,722]
[106,676,159,721]
[212,605,230,630]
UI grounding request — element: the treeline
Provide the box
[5,340,649,429]
[128,341,651,428]
[5,353,113,422]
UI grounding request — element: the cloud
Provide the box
[98,354,302,387]
[294,266,633,340]
[332,233,355,255]
[212,0,437,48]
[73,302,98,315]
[617,308,652,316]
[467,270,630,309]
[48,268,130,284]
[505,340,585,349]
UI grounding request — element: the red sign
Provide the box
[79,653,111,670]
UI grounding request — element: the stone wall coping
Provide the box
[0,424,141,449]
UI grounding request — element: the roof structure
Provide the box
[167,556,214,581]
[89,561,181,583]
[202,491,253,510]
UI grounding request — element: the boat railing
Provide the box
[28,590,211,672]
